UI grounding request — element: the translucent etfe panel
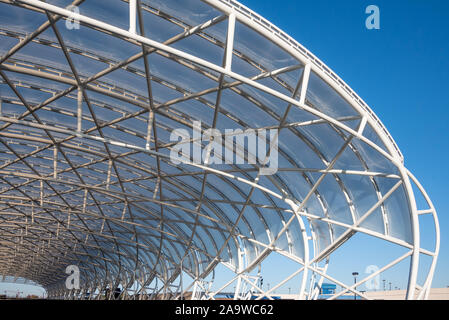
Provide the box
[362,123,389,153]
[232,21,298,74]
[149,52,219,95]
[156,158,183,176]
[2,69,71,98]
[351,134,400,175]
[113,117,148,140]
[306,71,359,119]
[167,96,216,125]
[296,122,347,163]
[196,209,222,231]
[44,0,75,7]
[337,173,382,220]
[134,201,163,221]
[31,107,78,130]
[121,180,152,199]
[333,139,366,171]
[35,26,110,81]
[359,206,385,236]
[254,195,286,239]
[209,174,250,203]
[170,30,225,67]
[255,175,289,208]
[273,229,290,255]
[273,170,326,219]
[6,84,52,108]
[0,2,47,34]
[375,177,413,244]
[278,127,327,170]
[218,87,279,128]
[193,225,219,258]
[249,183,280,210]
[77,0,130,30]
[286,216,306,259]
[139,4,184,42]
[168,239,186,263]
[202,226,227,261]
[199,204,235,236]
[162,176,199,201]
[195,251,211,275]
[201,16,228,45]
[98,66,149,98]
[4,141,36,158]
[55,18,141,67]
[314,173,354,226]
[154,110,197,142]
[221,237,238,267]
[230,47,262,78]
[238,237,259,268]
[241,206,270,245]
[0,34,18,56]
[1,174,27,187]
[100,124,143,146]
[0,99,26,119]
[254,71,300,100]
[145,0,222,28]
[235,83,289,120]
[310,219,332,257]
[276,65,305,94]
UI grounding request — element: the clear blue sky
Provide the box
[238,0,449,289]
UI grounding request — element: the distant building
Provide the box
[320,284,337,295]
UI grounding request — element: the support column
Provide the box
[129,0,137,34]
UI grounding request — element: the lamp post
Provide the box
[352,272,359,300]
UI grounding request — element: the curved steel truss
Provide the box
[0,0,439,300]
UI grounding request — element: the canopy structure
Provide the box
[0,0,439,300]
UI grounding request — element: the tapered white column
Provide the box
[129,0,137,34]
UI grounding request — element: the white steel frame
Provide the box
[0,0,439,300]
